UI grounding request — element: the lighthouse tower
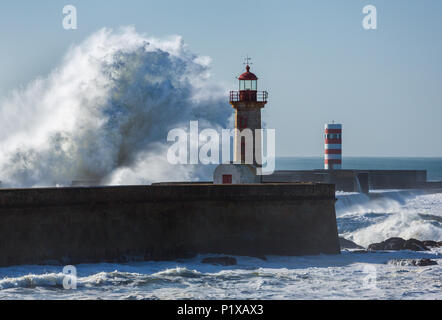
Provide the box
[229,61,268,167]
[324,123,342,170]
[213,59,268,185]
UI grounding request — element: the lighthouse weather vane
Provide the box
[243,55,253,67]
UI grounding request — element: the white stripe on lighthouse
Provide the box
[324,124,342,130]
[324,154,342,160]
[324,144,342,150]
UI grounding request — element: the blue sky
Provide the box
[0,0,441,157]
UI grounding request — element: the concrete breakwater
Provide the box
[0,183,340,267]
[264,169,429,193]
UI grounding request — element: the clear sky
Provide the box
[0,0,441,157]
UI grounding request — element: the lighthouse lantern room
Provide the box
[230,61,267,103]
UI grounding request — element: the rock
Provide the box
[351,250,369,254]
[415,259,438,266]
[383,237,406,250]
[367,242,385,251]
[368,237,429,251]
[339,237,364,250]
[250,255,268,261]
[388,259,438,267]
[403,238,429,251]
[201,256,237,266]
[422,240,441,248]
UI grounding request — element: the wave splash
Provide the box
[0,27,230,188]
[336,190,442,247]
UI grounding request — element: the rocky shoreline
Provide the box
[339,236,440,267]
[199,237,441,267]
[340,236,441,251]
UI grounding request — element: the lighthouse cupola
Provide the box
[239,65,258,89]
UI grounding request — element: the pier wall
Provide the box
[0,184,340,267]
[364,170,427,189]
[264,169,428,192]
[263,170,359,192]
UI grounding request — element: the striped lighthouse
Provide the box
[324,123,342,170]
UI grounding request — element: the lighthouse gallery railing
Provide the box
[229,91,268,103]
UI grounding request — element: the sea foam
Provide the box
[337,190,442,247]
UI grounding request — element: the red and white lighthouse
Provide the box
[324,123,342,170]
[213,59,268,185]
[229,61,268,167]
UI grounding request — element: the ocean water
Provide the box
[0,157,441,300]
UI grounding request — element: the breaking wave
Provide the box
[0,27,230,188]
[336,190,442,247]
[0,268,201,291]
[152,267,203,278]
[0,272,65,290]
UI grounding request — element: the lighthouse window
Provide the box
[239,80,257,91]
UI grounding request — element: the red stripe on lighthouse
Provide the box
[324,159,342,164]
[325,139,342,144]
[325,129,342,134]
[325,149,342,154]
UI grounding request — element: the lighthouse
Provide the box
[324,123,342,170]
[213,59,268,184]
[229,60,268,167]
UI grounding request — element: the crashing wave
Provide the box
[337,190,442,247]
[0,27,230,188]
